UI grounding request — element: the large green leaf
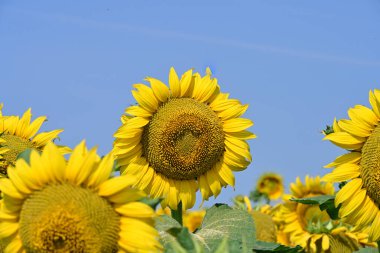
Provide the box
[193,204,256,253]
[290,195,340,220]
[253,241,304,253]
[155,204,256,253]
[155,215,205,253]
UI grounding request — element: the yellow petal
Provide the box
[41,142,66,183]
[335,178,363,206]
[224,136,251,161]
[218,104,248,121]
[15,108,32,138]
[131,87,158,113]
[146,77,169,103]
[323,132,365,150]
[32,129,63,146]
[348,105,378,129]
[321,234,329,251]
[98,176,137,197]
[179,69,193,97]
[322,163,360,182]
[324,152,361,168]
[198,174,212,201]
[25,116,46,138]
[86,152,114,188]
[216,162,235,187]
[7,167,32,195]
[0,221,18,237]
[115,202,155,218]
[4,236,23,253]
[369,212,380,241]
[338,119,372,137]
[211,99,240,112]
[226,130,256,140]
[167,179,179,210]
[0,178,25,199]
[339,189,366,218]
[223,118,253,133]
[125,106,152,118]
[206,168,221,197]
[169,67,180,97]
[107,188,146,204]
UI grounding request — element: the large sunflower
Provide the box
[323,89,380,241]
[0,142,162,252]
[275,176,374,253]
[0,106,69,176]
[113,67,255,210]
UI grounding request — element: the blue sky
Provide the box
[1,1,380,207]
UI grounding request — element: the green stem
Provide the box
[170,201,183,226]
[378,241,380,253]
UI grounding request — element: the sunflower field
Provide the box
[0,66,379,253]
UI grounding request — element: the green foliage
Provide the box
[323,125,334,135]
[353,247,379,253]
[290,195,340,220]
[155,204,256,253]
[253,241,304,253]
[16,148,33,165]
[139,197,162,210]
[249,190,270,204]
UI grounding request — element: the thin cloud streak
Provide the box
[9,8,380,67]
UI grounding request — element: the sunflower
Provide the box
[256,173,284,200]
[322,89,380,241]
[0,106,69,176]
[0,142,162,253]
[113,67,255,210]
[275,176,374,252]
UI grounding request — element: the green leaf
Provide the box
[290,195,340,220]
[194,204,256,253]
[213,237,229,253]
[323,125,334,135]
[139,197,162,210]
[353,248,379,253]
[155,204,256,253]
[16,148,33,165]
[253,241,304,253]
[155,214,205,253]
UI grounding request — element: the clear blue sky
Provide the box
[1,1,380,207]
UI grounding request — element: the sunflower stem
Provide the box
[378,241,380,253]
[170,202,183,226]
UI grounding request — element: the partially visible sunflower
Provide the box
[0,106,69,176]
[323,89,380,241]
[0,142,162,253]
[275,176,374,253]
[113,67,255,210]
[256,173,284,200]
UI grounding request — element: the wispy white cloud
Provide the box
[8,8,380,67]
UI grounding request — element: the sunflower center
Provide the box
[297,201,330,233]
[360,125,380,205]
[142,98,225,180]
[19,184,120,253]
[0,134,37,174]
[259,178,280,194]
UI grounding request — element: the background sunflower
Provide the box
[0,106,69,176]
